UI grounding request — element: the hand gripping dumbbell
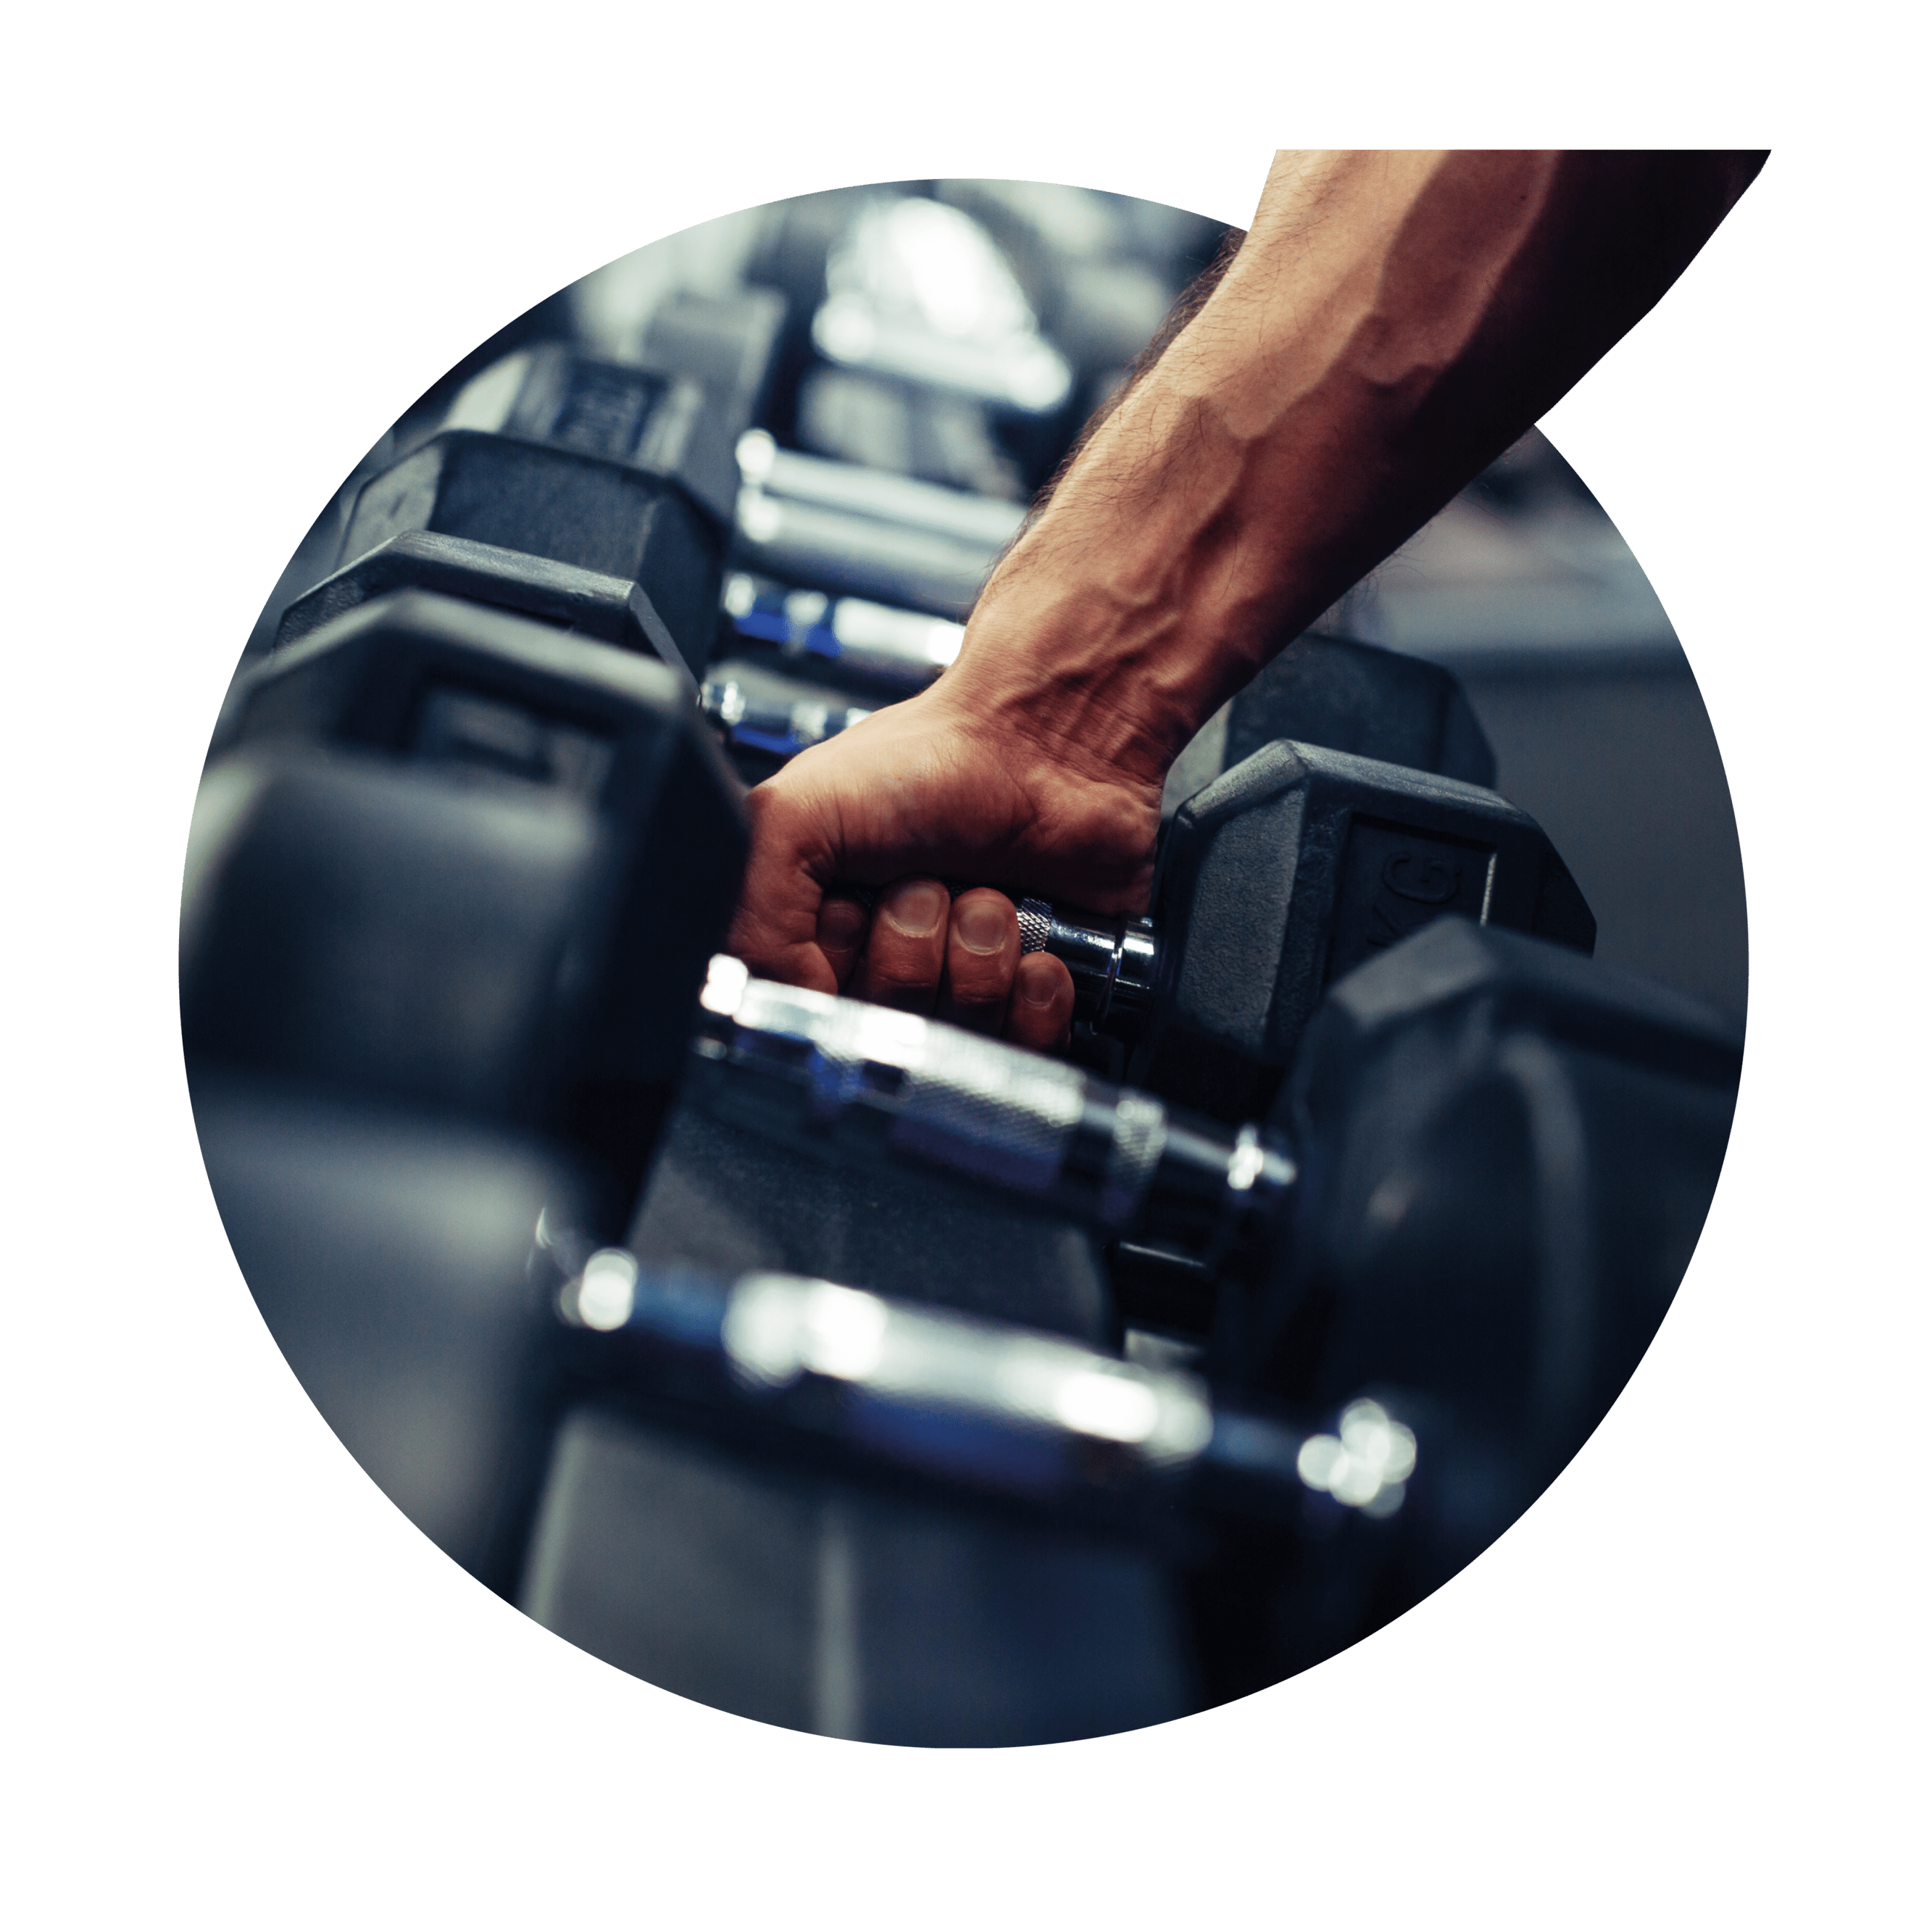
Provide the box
[999,735,1595,1123]
[698,541,1561,1131]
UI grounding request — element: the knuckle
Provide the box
[944,987,1007,1016]
[860,957,942,1002]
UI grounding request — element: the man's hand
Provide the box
[723,666,1165,1051]
[725,151,1766,1046]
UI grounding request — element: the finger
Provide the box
[1002,951,1075,1053]
[851,876,951,1014]
[726,785,841,994]
[815,894,871,991]
[935,889,1020,1035]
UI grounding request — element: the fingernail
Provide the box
[955,896,1009,955]
[883,881,949,938]
[1019,972,1059,1007]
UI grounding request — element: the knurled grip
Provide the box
[712,967,1125,1213]
[1016,897,1053,955]
[894,1028,1088,1194]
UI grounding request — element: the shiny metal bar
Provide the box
[688,957,1294,1262]
[1016,900,1162,1036]
[555,1254,1415,1523]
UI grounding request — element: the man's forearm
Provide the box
[946,149,1766,788]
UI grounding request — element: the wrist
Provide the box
[946,353,1328,786]
[934,577,1194,794]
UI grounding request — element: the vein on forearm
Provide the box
[957,149,1763,781]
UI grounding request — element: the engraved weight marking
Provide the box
[1381,851,1460,904]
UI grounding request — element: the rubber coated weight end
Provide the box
[338,430,724,672]
[1259,915,1741,1491]
[272,530,700,687]
[1225,633,1498,789]
[1129,740,1595,1125]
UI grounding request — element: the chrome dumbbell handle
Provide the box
[555,1255,1417,1526]
[690,957,1293,1265]
[1015,899,1162,1036]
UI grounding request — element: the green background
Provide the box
[11,7,1916,1924]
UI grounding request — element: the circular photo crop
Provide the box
[183,170,1747,1746]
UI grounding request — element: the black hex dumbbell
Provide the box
[1218,630,1496,788]
[183,734,633,1596]
[678,921,1739,1707]
[1199,914,1744,1673]
[1009,736,1593,1122]
[1257,913,1742,1430]
[195,589,748,1234]
[276,294,784,683]
[188,585,757,1595]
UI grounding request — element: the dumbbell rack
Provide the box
[194,191,1744,1746]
